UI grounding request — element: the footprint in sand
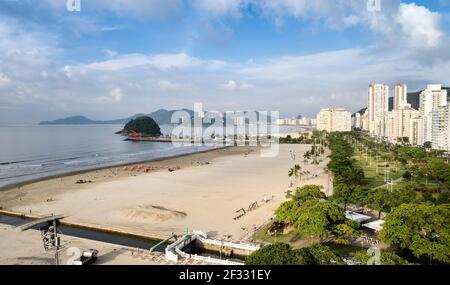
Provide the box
[111,204,187,223]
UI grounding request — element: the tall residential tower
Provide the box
[368,84,389,138]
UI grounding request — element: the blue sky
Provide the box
[0,0,450,124]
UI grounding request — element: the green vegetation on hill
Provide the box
[121,116,162,136]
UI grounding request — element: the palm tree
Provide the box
[288,164,302,185]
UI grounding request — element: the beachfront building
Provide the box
[354,112,361,129]
[394,84,408,110]
[410,116,424,146]
[368,83,389,138]
[400,106,420,144]
[431,105,450,151]
[316,108,352,133]
[419,84,448,145]
[361,109,369,131]
[276,117,315,126]
[386,111,396,142]
[387,105,420,144]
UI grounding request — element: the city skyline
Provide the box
[1,0,450,124]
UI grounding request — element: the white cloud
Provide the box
[103,49,119,58]
[0,73,12,88]
[157,80,187,91]
[110,87,123,102]
[396,3,443,49]
[95,88,123,103]
[195,0,248,17]
[41,0,182,20]
[63,65,73,78]
[219,80,253,91]
[80,53,212,72]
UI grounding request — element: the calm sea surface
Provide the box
[0,124,218,188]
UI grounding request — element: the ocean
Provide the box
[0,124,218,189]
[0,124,306,189]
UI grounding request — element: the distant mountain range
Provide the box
[40,109,195,126]
[40,108,277,126]
[354,87,450,116]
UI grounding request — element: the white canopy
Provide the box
[345,211,372,223]
[363,220,385,232]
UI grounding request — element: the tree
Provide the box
[380,203,450,264]
[423,141,432,149]
[437,191,450,204]
[350,186,370,209]
[352,251,411,265]
[366,189,392,219]
[245,243,304,265]
[295,201,346,240]
[428,158,450,189]
[275,200,304,224]
[288,164,302,184]
[291,185,325,202]
[408,164,420,184]
[332,178,354,210]
[389,186,418,207]
[333,222,358,245]
[298,243,344,265]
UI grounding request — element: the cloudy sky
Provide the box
[0,0,449,124]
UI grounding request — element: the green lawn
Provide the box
[353,154,405,189]
[253,223,305,244]
[323,242,366,257]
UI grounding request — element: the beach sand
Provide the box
[0,144,331,241]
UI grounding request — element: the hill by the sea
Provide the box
[354,87,450,116]
[40,109,194,126]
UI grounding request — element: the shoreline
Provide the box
[0,144,330,246]
[0,145,232,191]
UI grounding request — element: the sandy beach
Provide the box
[0,144,330,242]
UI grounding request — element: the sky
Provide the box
[0,0,450,124]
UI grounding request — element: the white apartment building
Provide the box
[410,116,424,146]
[276,117,315,126]
[361,109,369,131]
[419,84,448,145]
[431,105,450,150]
[394,84,408,110]
[354,113,361,129]
[368,84,389,138]
[316,108,352,133]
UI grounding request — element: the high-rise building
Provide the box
[354,113,361,129]
[394,106,420,144]
[368,84,389,137]
[431,105,450,151]
[316,108,352,133]
[419,84,448,145]
[410,116,424,146]
[394,84,408,110]
[361,109,369,131]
